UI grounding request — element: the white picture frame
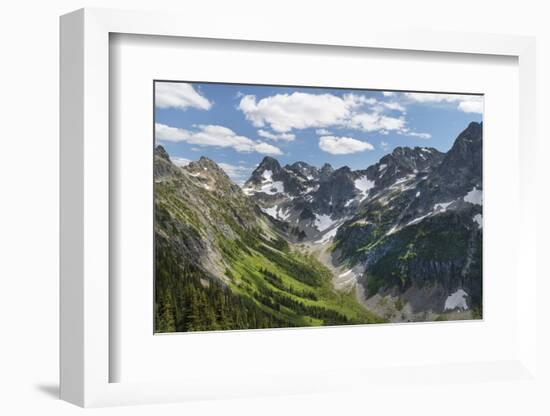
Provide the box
[60,7,538,408]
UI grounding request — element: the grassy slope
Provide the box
[155,169,383,333]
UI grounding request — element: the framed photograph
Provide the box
[60,8,538,407]
[153,80,483,333]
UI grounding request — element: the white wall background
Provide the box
[0,1,548,415]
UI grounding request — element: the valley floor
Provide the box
[295,239,473,324]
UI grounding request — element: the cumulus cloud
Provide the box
[347,113,406,132]
[257,129,296,141]
[458,100,484,114]
[380,141,390,151]
[402,130,432,139]
[238,91,408,135]
[404,92,483,114]
[315,128,332,135]
[155,82,212,111]
[318,136,374,155]
[239,92,353,133]
[381,102,406,112]
[155,123,282,155]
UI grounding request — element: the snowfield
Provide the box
[261,205,291,221]
[434,201,453,212]
[314,213,336,232]
[315,227,339,244]
[464,186,482,205]
[444,289,469,311]
[354,175,375,201]
[261,206,278,219]
[473,213,482,229]
[260,180,285,195]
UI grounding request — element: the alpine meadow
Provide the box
[154,81,483,333]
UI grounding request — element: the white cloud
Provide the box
[347,113,406,132]
[239,92,353,132]
[382,102,406,112]
[458,100,483,114]
[315,128,332,135]
[343,93,377,107]
[257,129,296,141]
[404,92,462,103]
[380,141,390,151]
[318,136,374,155]
[156,123,189,142]
[403,131,432,139]
[404,92,483,114]
[238,90,479,138]
[155,82,212,111]
[155,123,282,155]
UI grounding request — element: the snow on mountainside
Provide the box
[241,122,482,321]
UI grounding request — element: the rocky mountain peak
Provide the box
[194,156,224,171]
[257,156,282,171]
[185,156,231,182]
[285,161,319,180]
[155,145,170,161]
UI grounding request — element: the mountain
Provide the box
[243,145,445,242]
[333,122,483,321]
[154,148,381,332]
[155,121,483,330]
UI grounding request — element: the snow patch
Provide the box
[473,213,482,229]
[379,164,387,171]
[261,206,278,219]
[386,224,399,235]
[262,205,291,221]
[406,212,432,226]
[260,180,285,195]
[354,176,375,201]
[338,269,353,278]
[392,174,416,187]
[464,186,482,205]
[416,191,421,198]
[261,169,273,182]
[314,214,336,232]
[316,227,339,244]
[279,207,291,221]
[344,198,355,207]
[434,201,453,212]
[444,289,469,311]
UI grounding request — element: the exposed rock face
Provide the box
[333,123,483,318]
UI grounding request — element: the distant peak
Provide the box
[288,161,313,169]
[257,156,282,170]
[190,156,223,172]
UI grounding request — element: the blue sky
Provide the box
[155,81,482,184]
